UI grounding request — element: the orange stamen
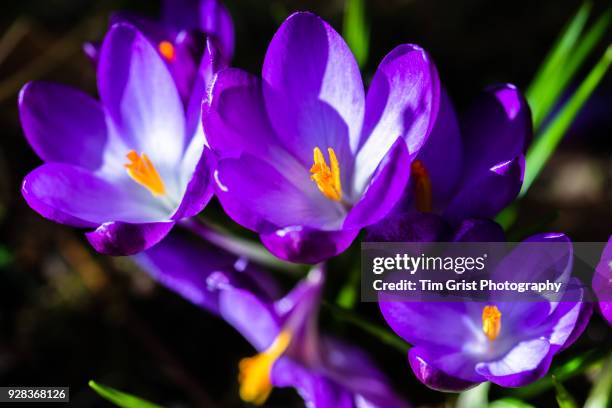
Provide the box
[310,147,342,202]
[482,305,502,341]
[124,150,166,197]
[158,40,176,62]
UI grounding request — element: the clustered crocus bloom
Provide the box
[593,236,612,325]
[367,84,530,242]
[379,233,593,391]
[204,12,440,264]
[19,22,221,255]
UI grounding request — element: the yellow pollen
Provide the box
[124,150,166,197]
[482,305,502,341]
[238,330,292,405]
[310,147,342,201]
[411,160,432,212]
[158,40,176,61]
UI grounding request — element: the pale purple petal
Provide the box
[408,346,481,392]
[19,81,108,170]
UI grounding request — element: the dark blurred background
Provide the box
[0,0,610,406]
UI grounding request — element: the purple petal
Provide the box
[22,163,167,227]
[83,41,100,64]
[460,84,531,180]
[218,286,280,351]
[408,346,481,392]
[345,138,411,229]
[593,237,612,325]
[355,43,440,193]
[366,212,450,242]
[475,339,553,387]
[451,219,506,242]
[86,220,175,256]
[98,24,185,174]
[214,154,343,231]
[172,147,214,220]
[134,230,278,314]
[19,81,108,170]
[262,12,364,174]
[261,226,358,264]
[110,12,171,45]
[416,86,463,207]
[444,155,524,224]
[162,0,234,61]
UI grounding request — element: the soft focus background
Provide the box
[0,0,610,406]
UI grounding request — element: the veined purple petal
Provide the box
[355,44,440,193]
[416,86,463,207]
[98,23,185,179]
[22,163,167,227]
[260,226,358,264]
[408,346,481,392]
[345,138,411,229]
[19,81,108,170]
[162,0,234,61]
[86,220,175,256]
[215,154,344,231]
[262,12,364,177]
[444,155,524,224]
[593,236,612,324]
[460,84,531,180]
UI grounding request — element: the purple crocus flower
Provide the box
[204,12,440,263]
[217,266,409,407]
[379,233,593,392]
[593,236,612,325]
[85,0,234,105]
[368,84,530,241]
[19,23,222,255]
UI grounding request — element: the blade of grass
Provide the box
[552,376,579,408]
[88,381,164,408]
[584,354,612,408]
[527,2,592,128]
[521,45,612,195]
[488,398,535,408]
[343,0,370,68]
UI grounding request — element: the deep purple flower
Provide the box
[204,12,440,263]
[593,236,612,325]
[379,233,593,391]
[19,23,222,255]
[217,266,409,407]
[368,84,530,242]
[85,0,234,105]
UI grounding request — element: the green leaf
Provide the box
[88,381,164,408]
[584,354,612,408]
[457,382,489,408]
[521,45,612,195]
[526,2,592,129]
[552,376,579,408]
[488,398,536,408]
[343,0,370,68]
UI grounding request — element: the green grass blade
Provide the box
[552,376,579,408]
[488,398,535,408]
[343,0,370,68]
[584,354,612,408]
[527,2,592,128]
[521,45,612,195]
[88,381,164,408]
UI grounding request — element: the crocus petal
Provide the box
[215,154,344,231]
[460,84,531,180]
[86,220,175,256]
[451,219,506,242]
[19,81,108,170]
[134,230,278,313]
[416,86,463,207]
[98,23,185,178]
[262,12,365,175]
[345,138,411,229]
[444,155,524,224]
[366,212,450,242]
[475,339,553,387]
[408,346,481,392]
[261,226,358,264]
[593,237,612,325]
[110,12,170,44]
[22,163,167,227]
[172,147,214,219]
[218,286,280,351]
[162,0,234,61]
[355,43,440,193]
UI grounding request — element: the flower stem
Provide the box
[180,217,304,274]
[322,301,410,354]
